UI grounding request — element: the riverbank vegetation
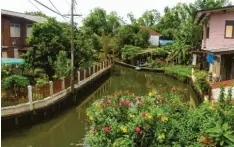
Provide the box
[86,88,234,146]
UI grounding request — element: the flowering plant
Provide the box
[86,89,234,146]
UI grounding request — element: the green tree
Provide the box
[138,9,161,27]
[23,18,70,80]
[54,51,71,79]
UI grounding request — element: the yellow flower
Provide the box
[120,127,127,133]
[148,92,153,97]
[147,115,152,120]
[99,109,103,112]
[129,114,135,118]
[89,116,94,121]
[161,116,168,122]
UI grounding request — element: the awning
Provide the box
[1,58,25,65]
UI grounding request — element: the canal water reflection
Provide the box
[1,65,199,147]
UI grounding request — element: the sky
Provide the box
[1,0,234,25]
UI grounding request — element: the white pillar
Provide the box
[49,81,53,96]
[62,78,65,90]
[28,85,33,110]
[103,61,105,69]
[84,69,86,79]
[209,63,213,73]
[88,67,91,76]
[93,65,95,74]
[77,71,80,83]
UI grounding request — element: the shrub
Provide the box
[194,70,209,92]
[164,66,192,82]
[86,90,234,146]
[121,45,141,61]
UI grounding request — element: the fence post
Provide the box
[93,65,95,74]
[49,81,53,96]
[89,67,91,76]
[62,78,65,90]
[103,61,105,69]
[84,69,86,80]
[77,71,80,84]
[28,85,33,110]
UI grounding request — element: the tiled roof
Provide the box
[140,26,160,36]
[1,9,46,22]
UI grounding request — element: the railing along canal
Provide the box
[1,60,112,116]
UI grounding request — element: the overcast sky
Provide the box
[1,0,234,25]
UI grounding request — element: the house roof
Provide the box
[194,5,234,24]
[1,9,46,22]
[140,26,161,36]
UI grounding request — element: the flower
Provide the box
[148,92,153,97]
[119,100,125,106]
[138,101,144,105]
[92,128,96,132]
[125,100,131,107]
[120,126,127,133]
[135,127,141,133]
[171,87,178,92]
[161,116,168,122]
[103,126,111,133]
[129,114,135,118]
[89,116,94,121]
[142,112,147,117]
[147,115,152,120]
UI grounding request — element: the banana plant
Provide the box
[206,123,234,146]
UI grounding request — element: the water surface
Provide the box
[2,65,199,147]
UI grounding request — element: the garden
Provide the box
[86,86,234,147]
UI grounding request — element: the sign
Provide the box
[207,53,214,64]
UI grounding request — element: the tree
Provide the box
[23,18,70,80]
[54,51,71,79]
[127,12,137,24]
[138,9,161,27]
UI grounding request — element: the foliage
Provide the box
[53,51,71,79]
[164,66,192,82]
[86,90,234,146]
[24,11,47,18]
[24,18,69,80]
[147,57,168,68]
[1,64,12,78]
[194,70,209,92]
[152,48,168,57]
[121,45,141,61]
[138,9,161,27]
[2,75,29,90]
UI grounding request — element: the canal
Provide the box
[1,65,199,147]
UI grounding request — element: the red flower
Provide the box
[224,82,228,86]
[125,100,130,107]
[103,126,111,133]
[142,112,147,117]
[119,100,125,106]
[92,128,96,132]
[171,87,178,92]
[138,101,144,105]
[135,127,141,133]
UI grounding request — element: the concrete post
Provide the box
[49,81,53,96]
[93,65,95,74]
[103,61,105,69]
[84,69,86,79]
[28,85,33,110]
[77,71,80,84]
[89,67,91,76]
[62,77,65,90]
[99,63,102,71]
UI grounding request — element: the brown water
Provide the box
[1,65,199,147]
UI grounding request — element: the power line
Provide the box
[28,0,42,12]
[33,0,68,21]
[48,0,62,15]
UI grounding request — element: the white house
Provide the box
[140,26,161,46]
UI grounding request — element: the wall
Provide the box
[211,79,234,100]
[149,35,159,46]
[202,11,234,50]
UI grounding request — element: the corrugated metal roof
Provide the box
[1,9,46,22]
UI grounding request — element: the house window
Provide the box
[206,27,209,38]
[225,20,234,38]
[26,24,32,37]
[10,24,20,37]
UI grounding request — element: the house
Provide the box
[1,9,46,58]
[140,26,161,46]
[193,6,234,101]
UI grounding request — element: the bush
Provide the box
[152,48,168,57]
[86,90,234,146]
[194,70,209,92]
[121,45,141,61]
[2,75,29,90]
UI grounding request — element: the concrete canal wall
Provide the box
[2,61,112,131]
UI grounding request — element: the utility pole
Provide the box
[70,0,75,94]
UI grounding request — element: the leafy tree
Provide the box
[54,51,71,79]
[121,45,141,61]
[23,18,70,80]
[127,12,137,24]
[138,9,161,27]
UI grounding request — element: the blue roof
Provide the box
[1,58,25,65]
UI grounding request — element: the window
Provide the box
[225,20,234,38]
[26,24,32,37]
[10,24,20,37]
[206,27,209,38]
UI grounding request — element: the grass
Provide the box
[163,65,192,82]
